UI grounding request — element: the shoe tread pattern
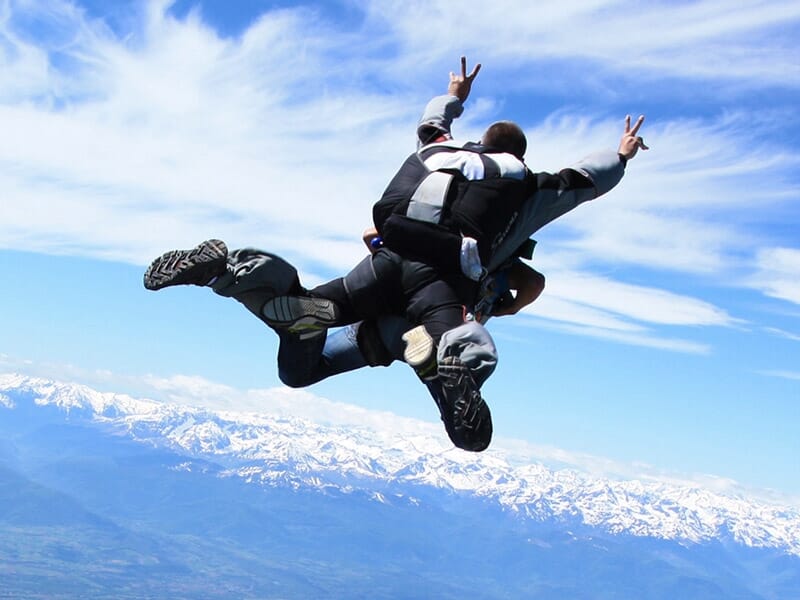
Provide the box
[143,239,227,290]
[261,296,339,331]
[439,357,488,434]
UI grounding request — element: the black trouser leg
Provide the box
[309,252,402,325]
[405,279,467,343]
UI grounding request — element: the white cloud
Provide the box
[1,0,798,346]
[367,0,800,87]
[523,294,647,333]
[749,247,800,306]
[0,0,416,269]
[489,265,732,352]
[758,370,800,382]
[529,112,800,278]
[537,269,737,327]
[764,327,800,342]
[510,314,711,355]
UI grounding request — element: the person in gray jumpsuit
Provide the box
[144,57,647,452]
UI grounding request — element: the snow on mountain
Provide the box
[2,372,799,555]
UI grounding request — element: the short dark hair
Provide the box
[481,121,527,159]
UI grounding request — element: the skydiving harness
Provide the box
[373,141,534,281]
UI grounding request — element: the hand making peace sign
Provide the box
[618,114,649,160]
[447,56,482,103]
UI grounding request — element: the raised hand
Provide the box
[618,114,649,160]
[448,56,482,103]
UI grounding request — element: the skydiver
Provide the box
[144,56,647,452]
[252,57,646,443]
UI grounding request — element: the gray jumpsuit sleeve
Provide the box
[488,149,626,271]
[416,95,464,146]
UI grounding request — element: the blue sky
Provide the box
[1,0,799,498]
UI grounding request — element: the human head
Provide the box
[481,120,527,160]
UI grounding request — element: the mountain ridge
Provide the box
[2,372,798,558]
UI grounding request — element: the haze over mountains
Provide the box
[1,373,798,599]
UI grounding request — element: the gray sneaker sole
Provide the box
[439,357,488,435]
[144,239,228,290]
[402,325,437,380]
[261,296,339,333]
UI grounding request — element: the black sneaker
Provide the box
[261,295,340,335]
[438,356,492,451]
[402,325,437,380]
[143,239,228,291]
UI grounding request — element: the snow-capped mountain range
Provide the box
[2,372,799,557]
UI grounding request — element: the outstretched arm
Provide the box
[488,114,649,270]
[417,56,481,146]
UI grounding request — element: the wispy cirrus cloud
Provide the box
[758,370,800,382]
[369,0,800,88]
[764,327,800,343]
[749,248,800,305]
[1,0,798,352]
[506,303,711,355]
[495,259,735,352]
[531,111,800,279]
[0,0,416,270]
